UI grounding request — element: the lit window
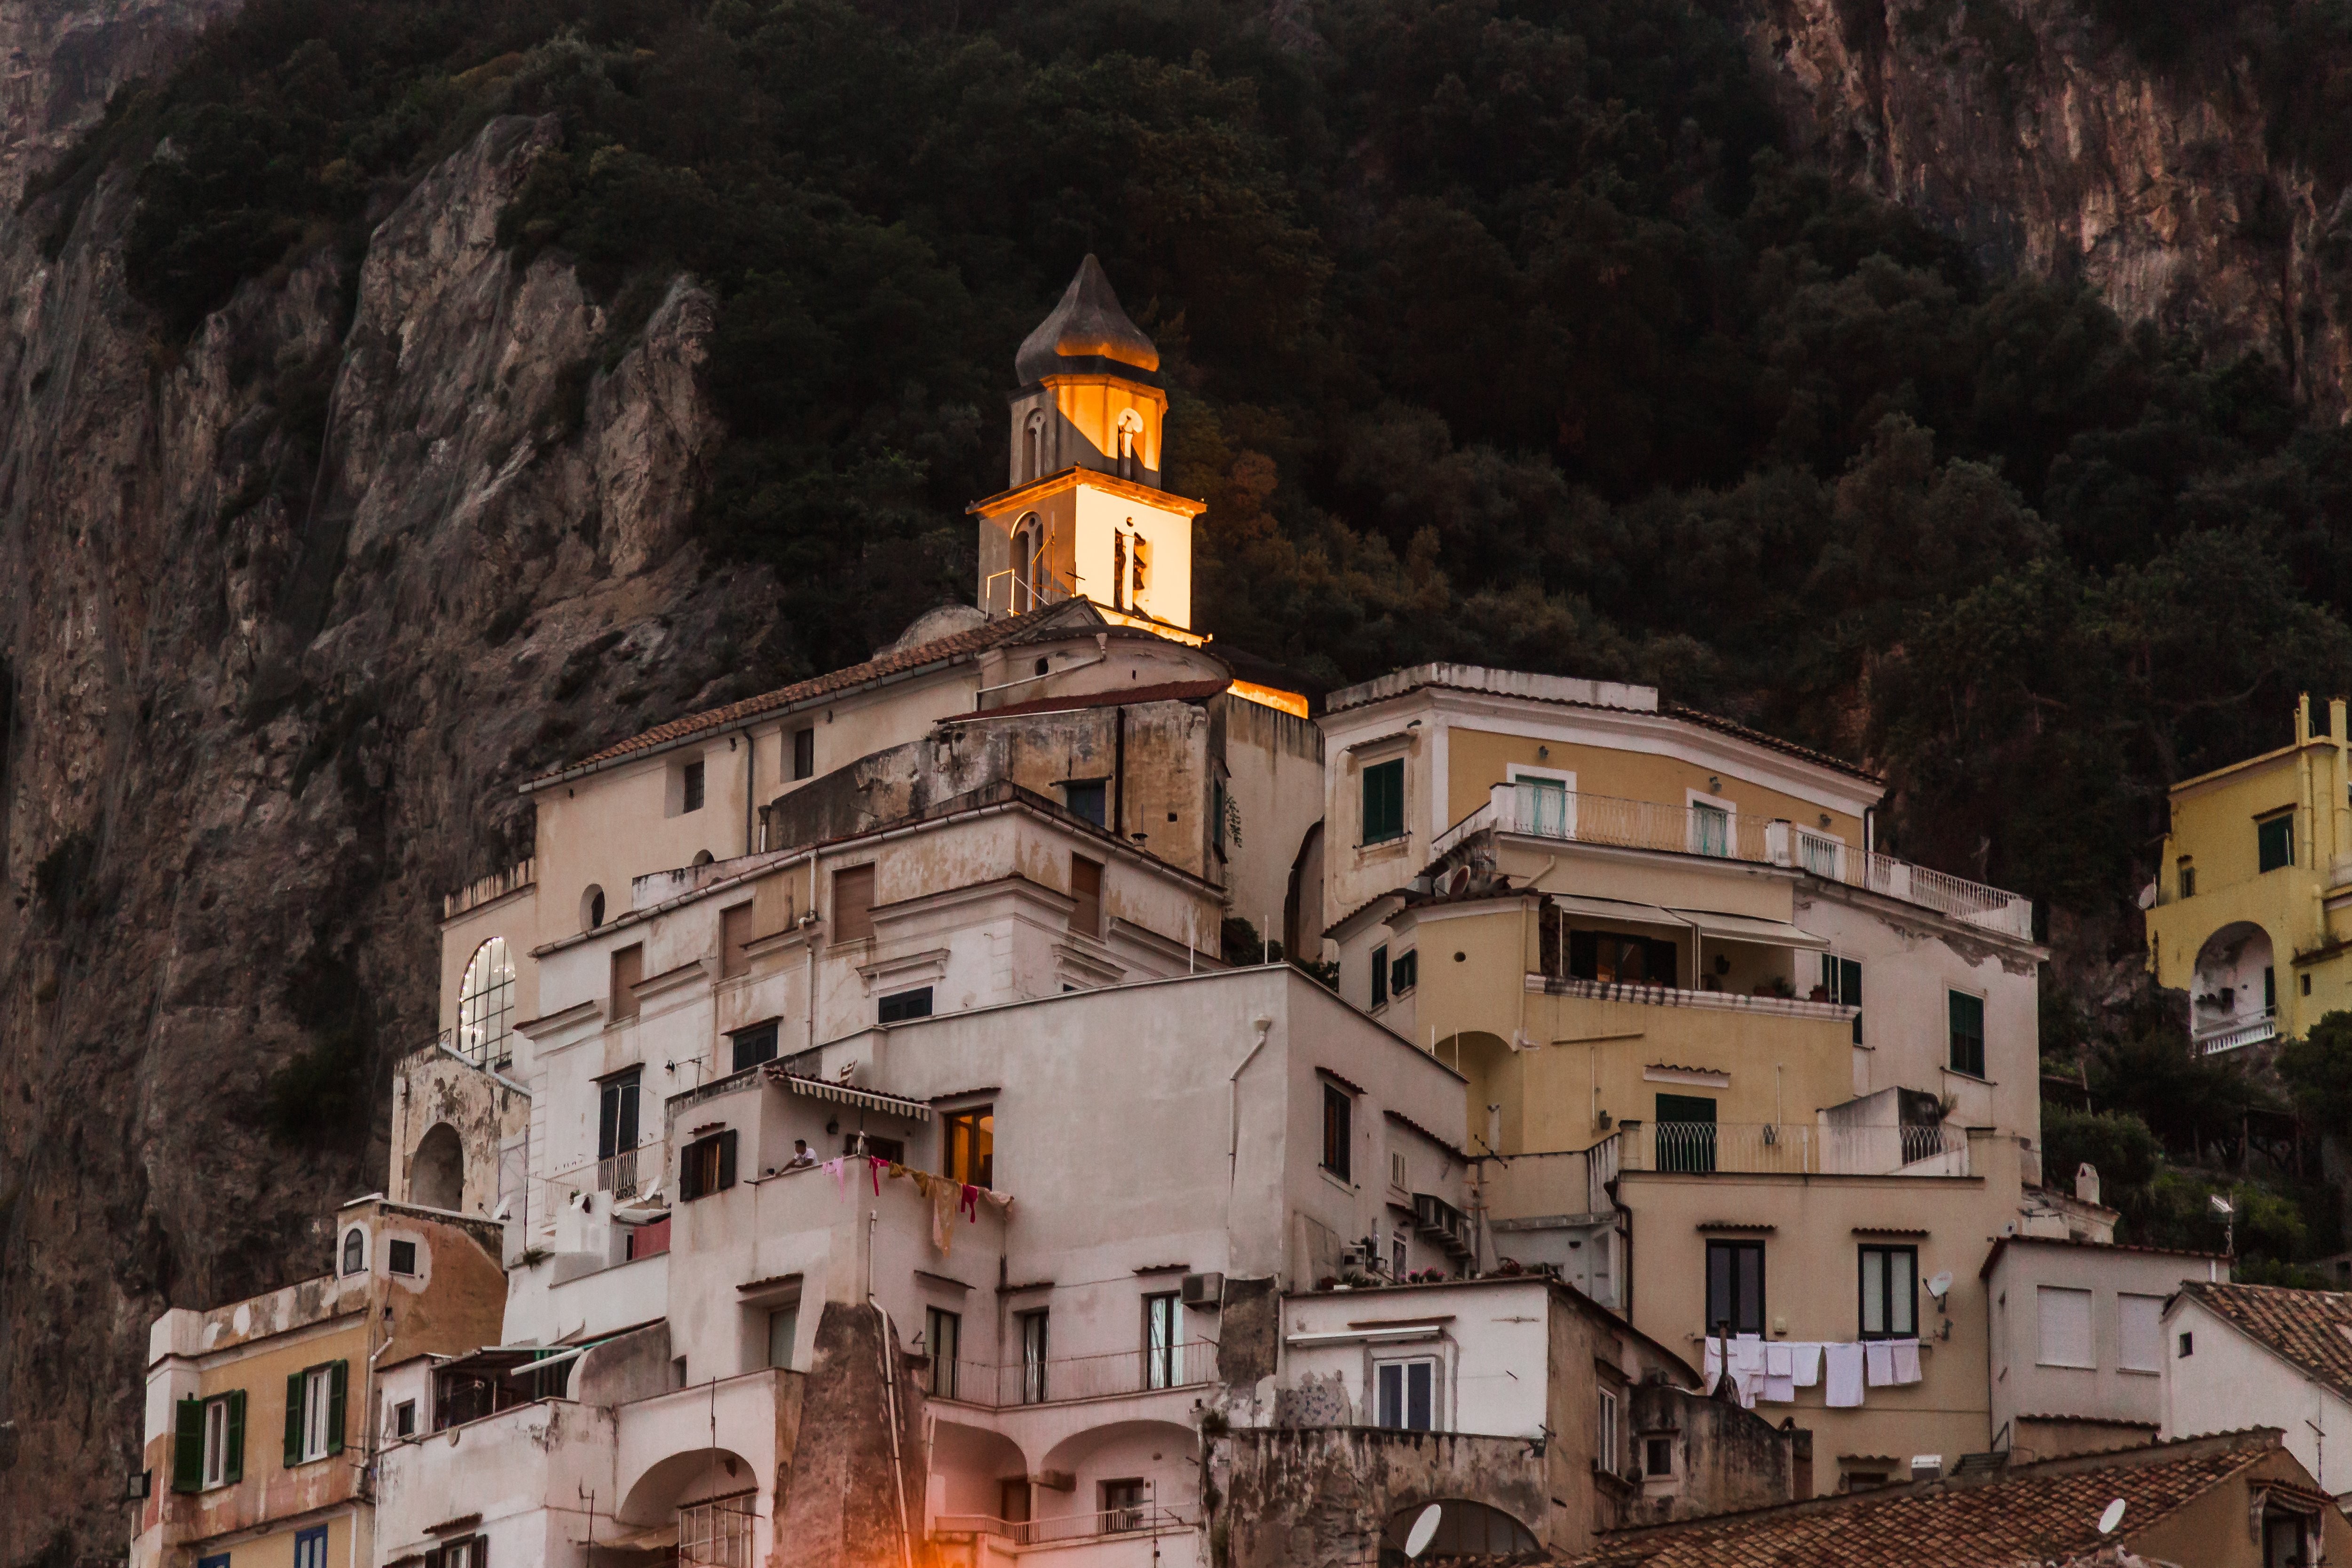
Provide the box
[943,1106,994,1189]
[457,937,515,1065]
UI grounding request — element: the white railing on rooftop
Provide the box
[1527,973,1859,1023]
[2196,1007,2277,1055]
[1617,1119,1967,1177]
[925,1341,1215,1408]
[1436,782,2034,939]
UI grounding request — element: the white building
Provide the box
[2163,1282,2352,1497]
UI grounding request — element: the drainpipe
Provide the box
[743,728,756,857]
[2335,699,2351,882]
[1114,705,1127,844]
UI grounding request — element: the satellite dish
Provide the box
[1404,1504,1444,1560]
[1926,1271,1953,1300]
[2097,1499,2126,1535]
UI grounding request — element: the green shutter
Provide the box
[223,1389,245,1483]
[327,1361,347,1456]
[172,1397,203,1493]
[1362,760,1404,844]
[284,1371,305,1466]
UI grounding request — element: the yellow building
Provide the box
[130,1198,506,1568]
[2147,694,2352,1053]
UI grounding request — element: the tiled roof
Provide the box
[944,679,1229,722]
[1563,1430,2278,1568]
[1663,703,1882,786]
[1978,1233,2229,1280]
[2177,1282,2352,1401]
[527,601,1116,786]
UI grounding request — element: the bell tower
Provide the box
[970,256,1203,637]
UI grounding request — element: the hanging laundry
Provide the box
[1702,1339,1723,1392]
[1790,1342,1823,1387]
[1864,1340,1896,1387]
[822,1157,850,1197]
[1890,1338,1923,1385]
[1765,1343,1792,1379]
[869,1156,888,1195]
[1731,1333,1766,1376]
[929,1175,959,1254]
[1824,1342,1865,1408]
[959,1184,982,1223]
[1760,1373,1795,1403]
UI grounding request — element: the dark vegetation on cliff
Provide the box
[35,0,2352,1273]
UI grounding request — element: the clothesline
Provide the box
[1702,1333,1922,1410]
[817,1156,1015,1256]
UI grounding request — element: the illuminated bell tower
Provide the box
[971,255,1204,637]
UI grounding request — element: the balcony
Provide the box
[1441,781,2033,939]
[933,1503,1199,1549]
[925,1341,1215,1409]
[1617,1119,1967,1177]
[1525,972,1857,1024]
[2196,1007,2277,1055]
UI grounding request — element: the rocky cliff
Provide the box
[0,106,774,1548]
[1741,0,2352,416]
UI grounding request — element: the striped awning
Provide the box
[764,1067,932,1121]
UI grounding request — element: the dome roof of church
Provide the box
[1015,255,1161,383]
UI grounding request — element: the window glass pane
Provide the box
[1406,1361,1433,1430]
[1949,993,1986,1076]
[1370,944,1388,1008]
[1706,1244,1732,1332]
[1377,1363,1402,1427]
[1736,1245,1763,1334]
[1064,780,1107,826]
[768,1307,797,1369]
[1693,804,1729,856]
[2259,814,2294,872]
[1363,760,1405,843]
[1861,1250,1886,1336]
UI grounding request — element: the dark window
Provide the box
[1949,992,1986,1077]
[927,1307,962,1399]
[1103,1478,1148,1532]
[2265,1514,2311,1568]
[682,759,706,813]
[388,1240,417,1277]
[2177,859,2196,899]
[394,1401,416,1438]
[341,1229,364,1275]
[1645,1436,1673,1476]
[1370,944,1389,1009]
[1322,1083,1353,1181]
[833,865,876,943]
[731,1022,779,1073]
[1655,1093,1717,1174]
[1569,930,1681,986]
[1071,855,1103,938]
[1858,1245,1917,1339]
[845,1133,906,1164]
[1374,1359,1435,1430]
[597,1070,641,1162]
[1020,1310,1050,1403]
[2179,1331,2194,1357]
[2259,812,2295,873]
[1824,954,1862,1044]
[879,987,933,1023]
[609,944,643,1023]
[1362,759,1405,844]
[943,1105,994,1188]
[792,727,814,780]
[1390,949,1418,996]
[1064,779,1107,826]
[1705,1239,1765,1336]
[2267,965,2279,1013]
[680,1130,738,1200]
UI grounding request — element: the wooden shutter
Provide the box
[718,1130,739,1192]
[172,1397,204,1493]
[223,1389,246,1483]
[721,903,756,979]
[284,1372,305,1465]
[680,1141,702,1202]
[610,945,644,1022]
[1070,856,1102,938]
[326,1361,347,1455]
[834,865,876,943]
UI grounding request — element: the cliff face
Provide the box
[1740,0,2352,416]
[0,0,237,204]
[0,110,773,1547]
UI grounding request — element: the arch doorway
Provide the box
[411,1122,465,1211]
[1378,1499,1540,1566]
[2191,921,2277,1052]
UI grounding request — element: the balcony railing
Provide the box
[981,565,1079,619]
[1440,782,2034,939]
[1619,1120,1966,1177]
[597,1143,663,1200]
[681,1491,757,1568]
[932,1504,1198,1546]
[2196,1008,2277,1055]
[1528,973,1859,1024]
[925,1341,1215,1408]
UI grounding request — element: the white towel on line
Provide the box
[1891,1338,1923,1385]
[1760,1374,1796,1403]
[1791,1342,1823,1387]
[1824,1342,1866,1407]
[1765,1342,1792,1378]
[1732,1333,1766,1375]
[1864,1340,1897,1387]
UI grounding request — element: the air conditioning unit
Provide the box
[1181,1272,1225,1309]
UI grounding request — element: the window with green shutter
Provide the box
[1361,759,1404,845]
[284,1372,305,1466]
[327,1360,347,1456]
[172,1397,204,1493]
[222,1389,245,1484]
[1949,992,1986,1077]
[2258,812,2295,873]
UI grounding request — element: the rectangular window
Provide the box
[1645,1436,1673,1477]
[1020,1310,1050,1403]
[792,726,814,780]
[1369,943,1389,1009]
[1375,1358,1436,1431]
[1390,1150,1408,1190]
[1063,779,1107,827]
[2259,812,2295,873]
[1949,992,1986,1077]
[1102,1478,1148,1533]
[192,1392,245,1489]
[2179,1331,2194,1357]
[943,1105,994,1189]
[598,1069,641,1162]
[1322,1084,1353,1182]
[388,1239,417,1276]
[731,1021,779,1073]
[2177,858,2196,899]
[426,1538,486,1568]
[2119,1293,2165,1372]
[1144,1293,1185,1388]
[1691,802,1730,857]
[609,943,644,1023]
[878,987,933,1024]
[1390,949,1418,996]
[1569,930,1681,986]
[1362,759,1405,845]
[293,1528,328,1568]
[1391,1228,1408,1279]
[1598,1387,1619,1473]
[198,1557,230,1568]
[289,1362,344,1464]
[927,1307,962,1399]
[1824,954,1863,1044]
[394,1401,416,1439]
[679,1130,738,1201]
[1705,1239,1766,1337]
[721,902,756,980]
[766,1306,798,1370]
[681,758,706,813]
[1070,855,1103,938]
[2036,1285,2095,1368]
[1656,1094,1718,1174]
[833,864,876,944]
[1858,1245,1917,1339]
[1000,1478,1032,1525]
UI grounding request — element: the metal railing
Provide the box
[1529,973,1858,1024]
[981,565,1078,618]
[1437,782,2034,938]
[925,1341,1215,1408]
[1587,1133,1621,1212]
[932,1504,1197,1545]
[2196,1008,2277,1055]
[597,1143,663,1200]
[1621,1120,1966,1177]
[680,1492,757,1568]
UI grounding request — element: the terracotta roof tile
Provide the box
[2178,1282,2352,1402]
[1662,703,1882,786]
[945,679,1230,722]
[1563,1431,2279,1568]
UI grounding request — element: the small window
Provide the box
[1322,1083,1353,1182]
[582,883,607,931]
[2177,858,2196,899]
[767,1305,798,1370]
[2179,1331,2194,1357]
[682,758,706,813]
[879,987,933,1024]
[927,1307,963,1398]
[1390,949,1418,996]
[943,1105,994,1189]
[1949,991,1986,1077]
[1020,1309,1050,1403]
[1064,779,1107,827]
[792,727,815,781]
[1645,1435,1673,1477]
[1391,1150,1408,1190]
[1370,943,1389,1009]
[1598,1387,1619,1473]
[291,1362,346,1464]
[1691,801,1731,857]
[1705,1239,1765,1336]
[294,1527,328,1568]
[1071,855,1103,938]
[427,1537,486,1568]
[610,944,644,1023]
[1103,1477,1148,1532]
[2259,812,2294,873]
[1858,1244,1917,1339]
[833,865,876,944]
[2119,1293,2164,1372]
[341,1229,366,1276]
[2036,1285,2094,1369]
[1374,1357,1437,1430]
[178,1391,245,1492]
[721,902,756,980]
[680,1130,739,1200]
[394,1400,416,1439]
[1144,1292,1185,1388]
[731,1021,779,1073]
[1362,759,1405,845]
[388,1239,418,1277]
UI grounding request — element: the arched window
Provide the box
[457,938,516,1066]
[1012,513,1043,613]
[692,850,715,867]
[582,884,607,932]
[1024,412,1047,482]
[341,1229,366,1276]
[1115,409,1143,481]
